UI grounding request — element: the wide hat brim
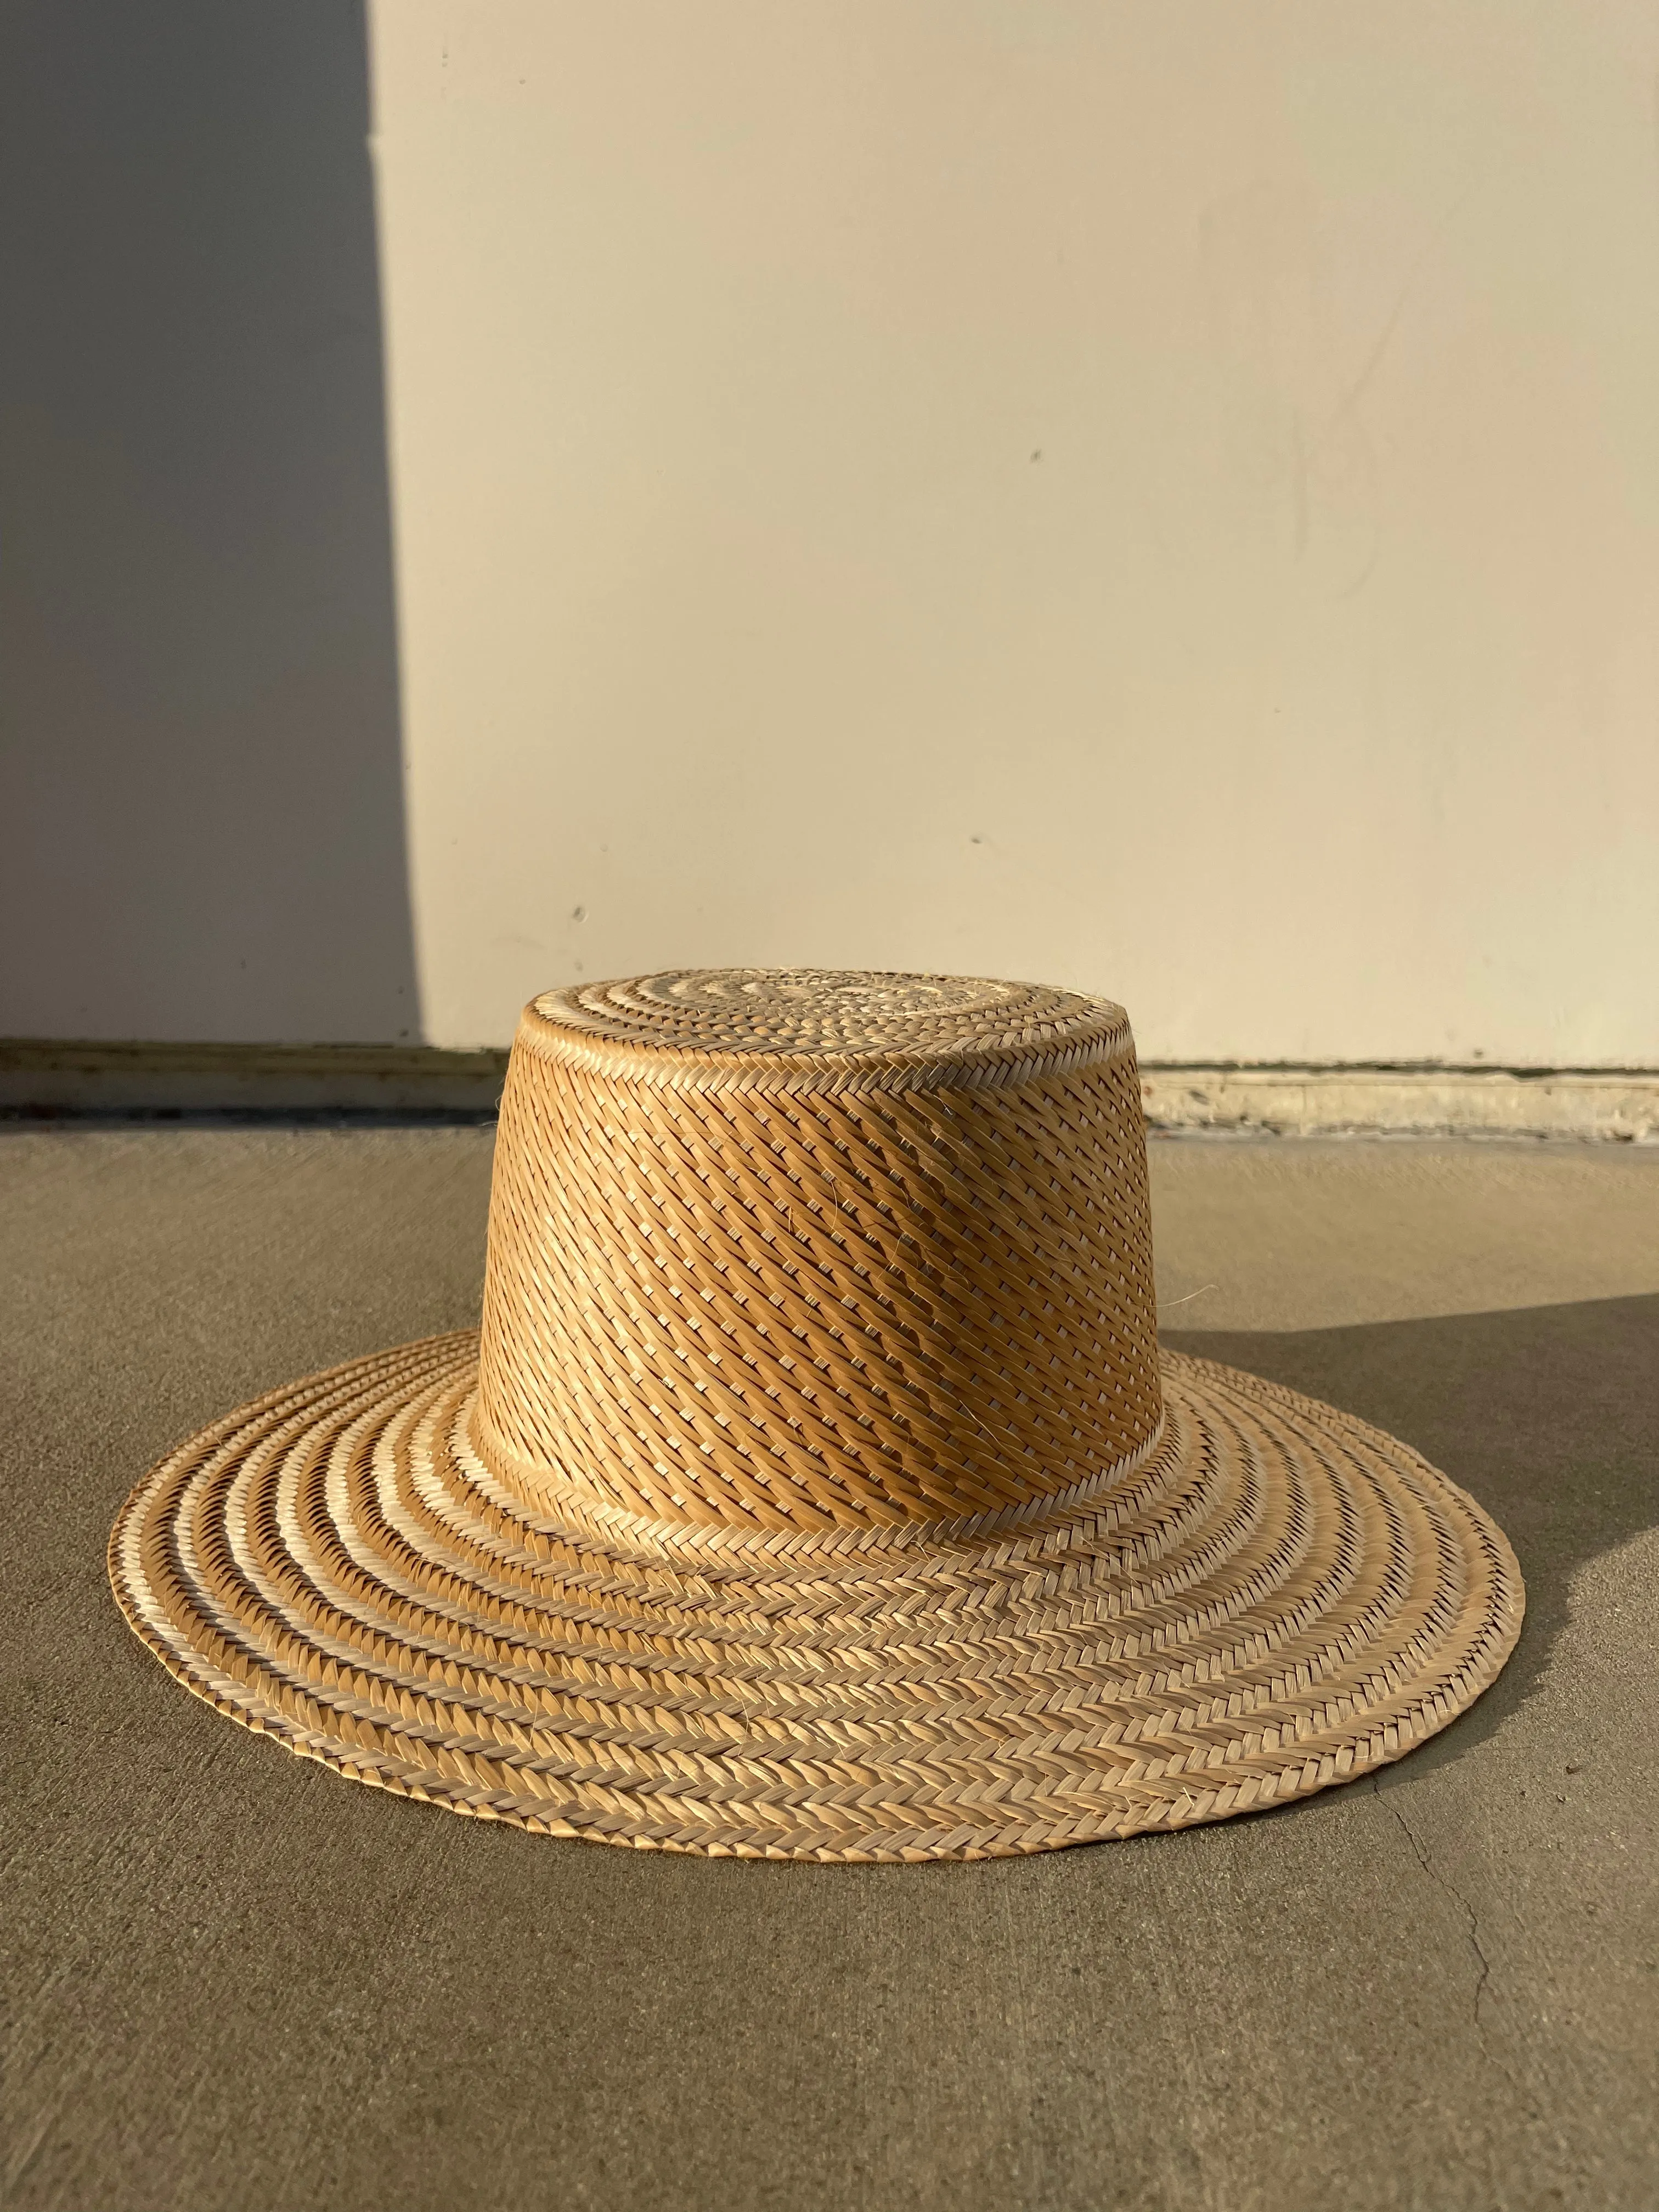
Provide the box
[110,1331,1522,1861]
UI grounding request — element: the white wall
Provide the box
[7,4,1657,1062]
[371,0,1659,1064]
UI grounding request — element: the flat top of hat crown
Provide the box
[525,969,1130,1094]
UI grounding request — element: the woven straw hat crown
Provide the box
[473,969,1161,1543]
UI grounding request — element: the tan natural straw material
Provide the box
[110,970,1522,1860]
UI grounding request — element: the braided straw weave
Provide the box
[110,970,1523,1860]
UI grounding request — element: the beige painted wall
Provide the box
[6,4,1656,1060]
[370,0,1659,1062]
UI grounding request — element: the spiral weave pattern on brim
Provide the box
[109,1335,1524,1861]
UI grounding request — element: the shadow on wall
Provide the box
[1167,1291,1659,1780]
[0,1,418,1044]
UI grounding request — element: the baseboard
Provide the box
[0,1039,509,1117]
[1139,1064,1659,1141]
[3,1039,1656,1137]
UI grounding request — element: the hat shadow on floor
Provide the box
[1164,1289,1659,1783]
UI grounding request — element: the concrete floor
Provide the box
[4,1128,1657,2212]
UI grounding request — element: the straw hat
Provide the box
[110,970,1523,1861]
